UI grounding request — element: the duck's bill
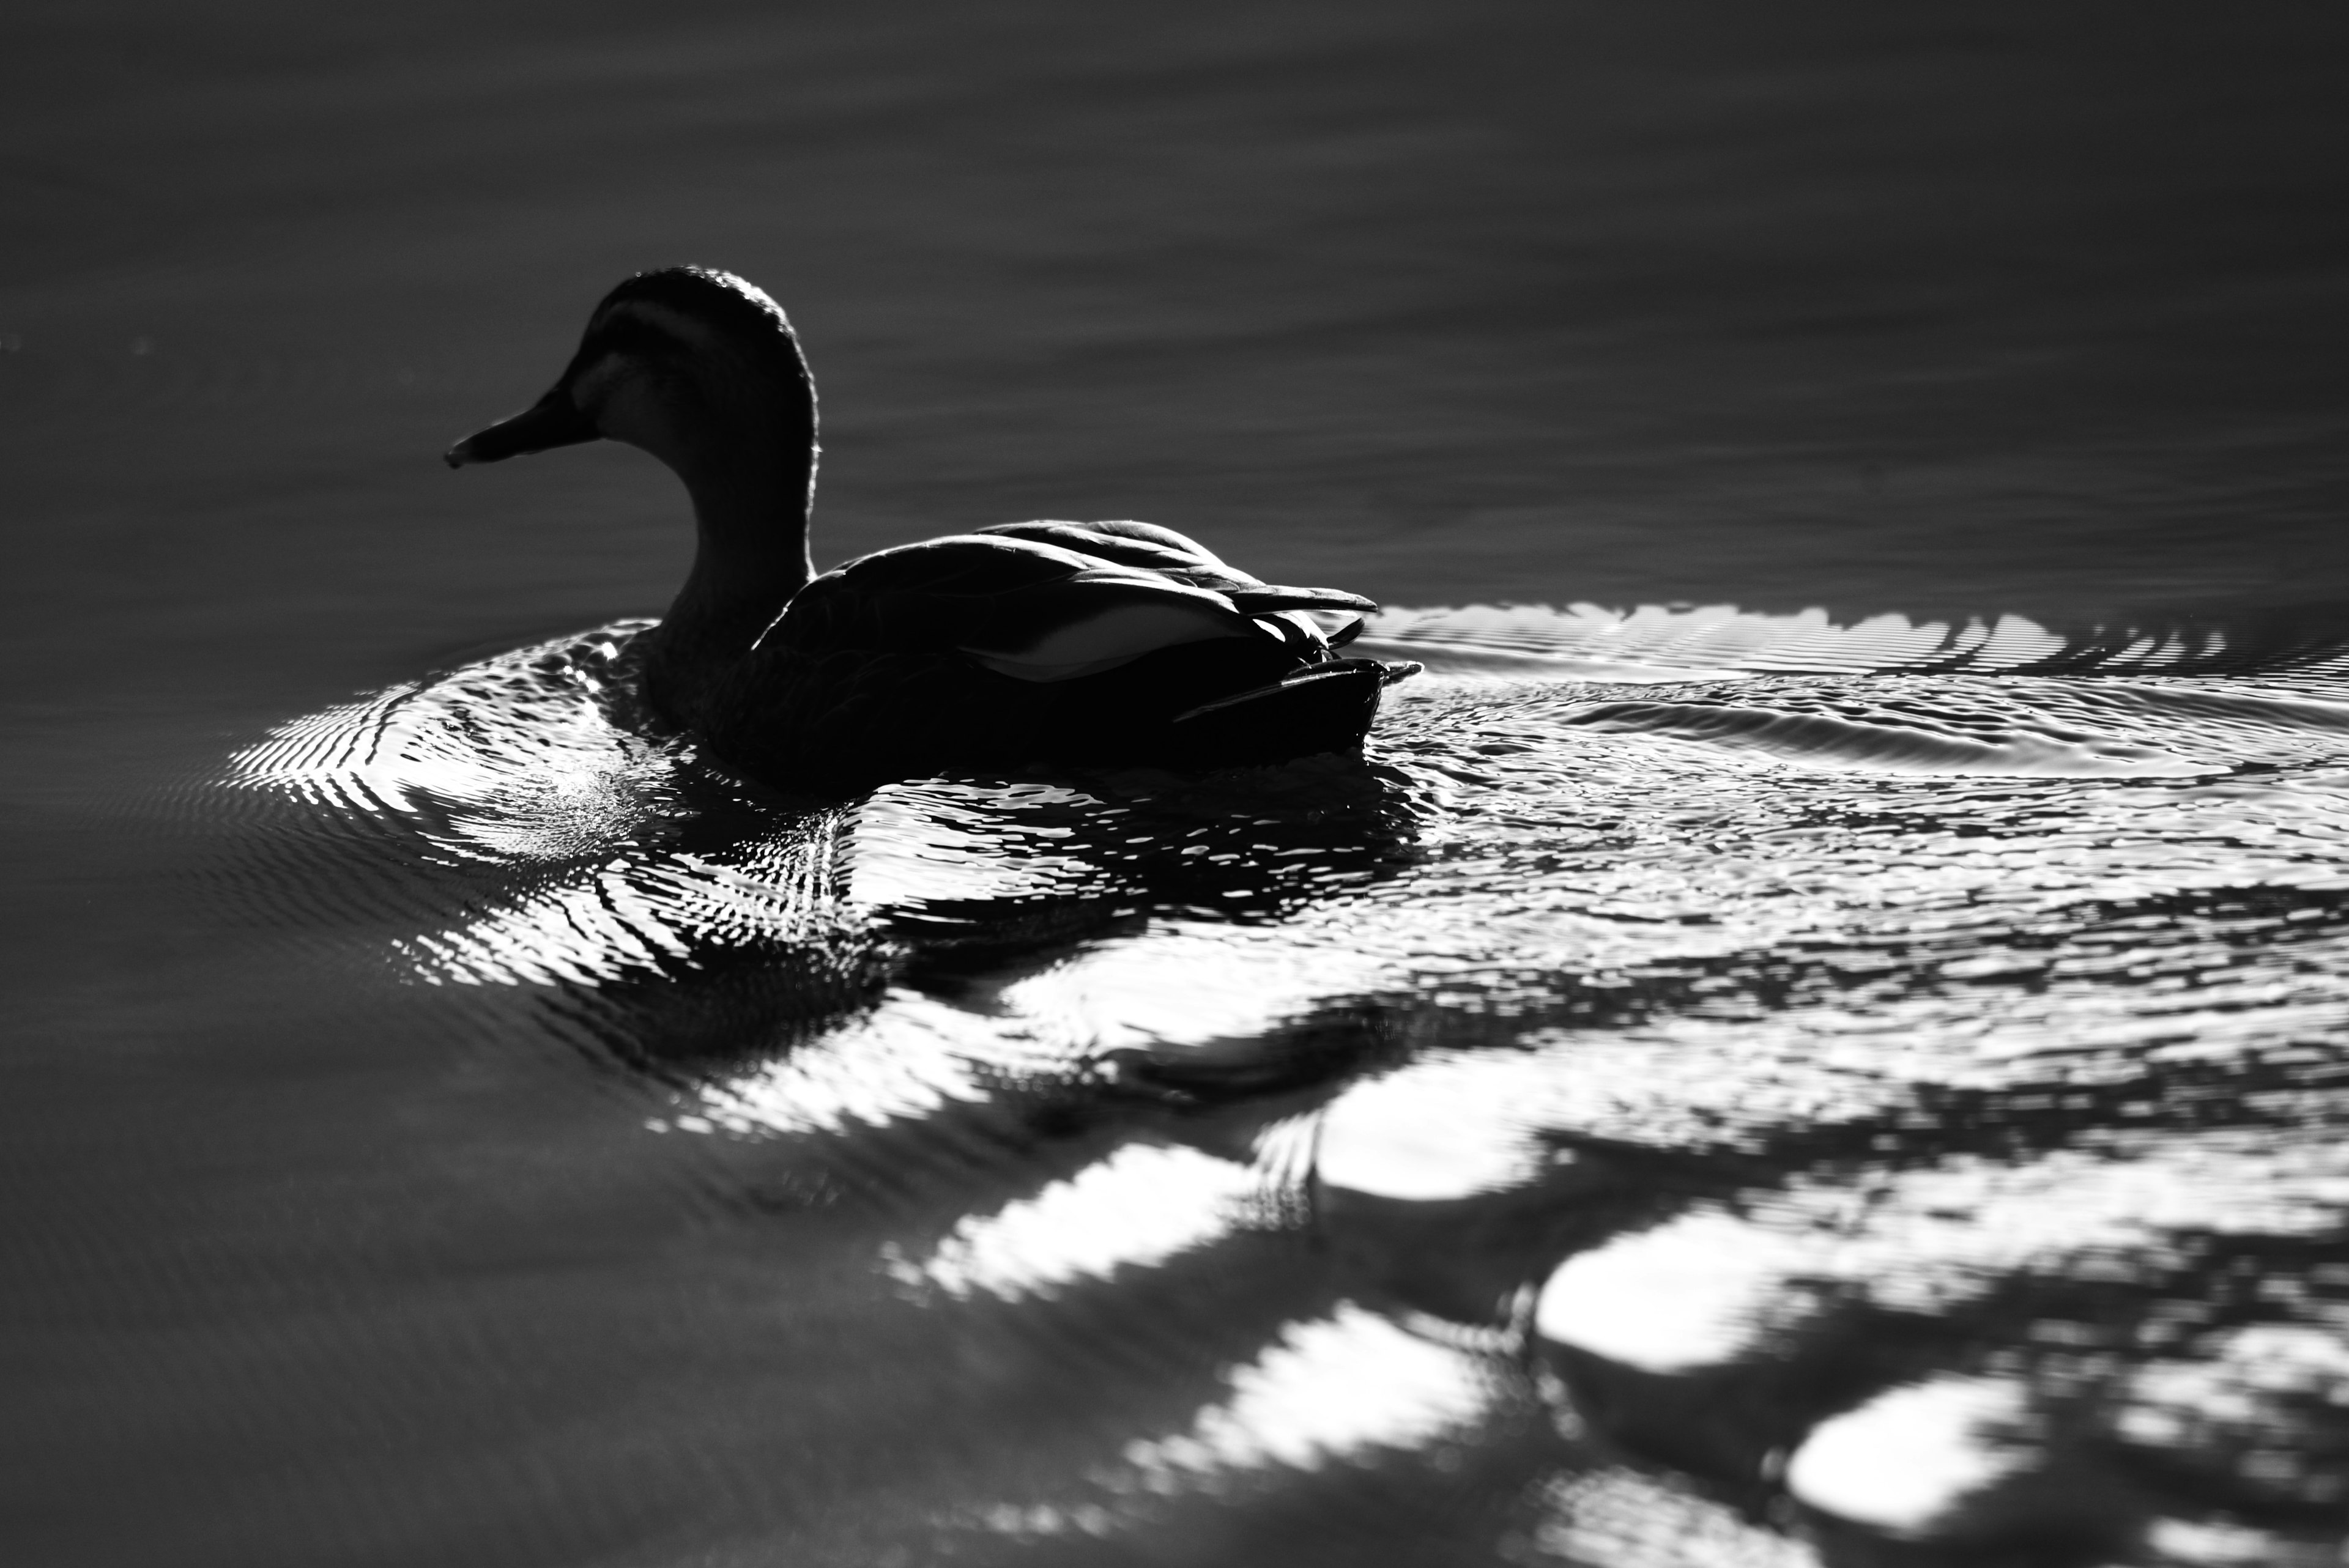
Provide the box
[443,387,598,467]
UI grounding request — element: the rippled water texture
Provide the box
[205,607,2349,1565]
[7,4,2349,1567]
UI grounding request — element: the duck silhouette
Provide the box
[447,267,1418,790]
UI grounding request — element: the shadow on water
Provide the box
[211,600,2349,1566]
[544,755,1432,1092]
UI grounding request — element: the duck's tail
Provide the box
[1156,657,1420,768]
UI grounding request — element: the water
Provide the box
[6,4,2348,1564]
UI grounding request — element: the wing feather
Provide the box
[757,523,1378,692]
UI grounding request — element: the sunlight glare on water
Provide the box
[889,1141,1257,1303]
[1784,1377,2038,1537]
[209,598,2349,1562]
[1114,1306,1498,1487]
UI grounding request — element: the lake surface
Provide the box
[6,4,2348,1564]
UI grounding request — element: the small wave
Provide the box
[1563,699,2208,777]
[226,623,680,865]
[1556,675,2349,777]
[1363,601,2349,687]
[1360,603,2073,680]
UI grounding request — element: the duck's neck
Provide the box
[643,429,818,729]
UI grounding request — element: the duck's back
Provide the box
[703,522,1413,788]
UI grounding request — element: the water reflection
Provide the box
[890,1141,1260,1303]
[1113,1304,1499,1487]
[223,601,2349,1565]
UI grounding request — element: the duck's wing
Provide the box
[724,530,1409,788]
[973,518,1235,573]
[766,530,1375,679]
[971,520,1378,638]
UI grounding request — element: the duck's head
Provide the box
[445,266,817,501]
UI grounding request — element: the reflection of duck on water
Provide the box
[543,759,1427,1080]
[447,267,1419,791]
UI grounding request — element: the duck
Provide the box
[446,267,1418,790]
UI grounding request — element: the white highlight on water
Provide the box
[888,1141,1254,1300]
[1784,1375,2035,1534]
[1534,1210,1802,1372]
[1116,1304,1492,1484]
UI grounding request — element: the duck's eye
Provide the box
[590,301,716,369]
[569,333,691,419]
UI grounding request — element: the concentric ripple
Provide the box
[218,601,2349,1566]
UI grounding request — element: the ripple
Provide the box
[208,599,2349,1564]
[1110,1305,1497,1487]
[1564,694,2213,775]
[1364,601,2349,686]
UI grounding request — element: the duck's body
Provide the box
[448,268,1415,790]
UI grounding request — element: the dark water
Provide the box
[7,5,2349,1565]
